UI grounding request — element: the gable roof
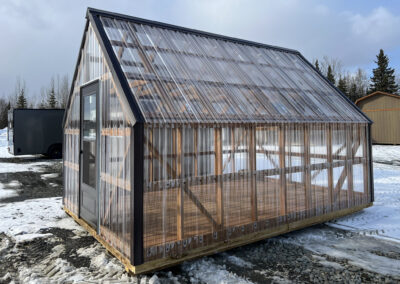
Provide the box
[355,91,400,105]
[71,8,371,125]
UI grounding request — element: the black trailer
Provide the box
[8,109,64,158]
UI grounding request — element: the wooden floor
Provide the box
[142,176,368,249]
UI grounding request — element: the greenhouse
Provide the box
[63,8,373,274]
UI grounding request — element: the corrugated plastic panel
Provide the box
[99,16,368,124]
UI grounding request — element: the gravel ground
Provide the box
[0,156,400,283]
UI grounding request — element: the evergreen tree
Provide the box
[314,59,321,73]
[370,49,398,94]
[326,65,335,85]
[0,100,9,129]
[348,83,358,102]
[48,88,57,108]
[337,76,348,96]
[16,88,27,108]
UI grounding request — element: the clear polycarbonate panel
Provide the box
[99,15,368,124]
[64,23,133,259]
[141,122,371,262]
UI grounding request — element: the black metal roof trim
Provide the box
[87,7,301,56]
[88,10,145,123]
[62,19,89,128]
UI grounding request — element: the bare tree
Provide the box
[58,74,69,108]
[318,56,344,81]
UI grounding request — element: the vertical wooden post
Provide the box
[249,126,258,221]
[215,127,224,228]
[326,124,333,212]
[346,124,354,208]
[303,125,312,217]
[231,127,235,173]
[176,127,184,240]
[362,124,369,203]
[279,124,287,218]
[194,127,198,177]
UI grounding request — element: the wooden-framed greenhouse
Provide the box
[63,8,374,274]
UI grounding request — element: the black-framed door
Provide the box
[80,81,99,228]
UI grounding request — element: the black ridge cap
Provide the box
[88,9,145,123]
[87,7,301,55]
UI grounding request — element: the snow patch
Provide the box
[0,182,18,200]
[41,173,59,180]
[0,197,81,243]
[182,258,252,284]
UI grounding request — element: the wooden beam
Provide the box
[347,125,354,207]
[249,126,258,221]
[215,128,224,227]
[183,184,219,230]
[176,127,184,240]
[143,135,176,178]
[362,125,369,203]
[279,125,287,217]
[304,125,312,217]
[326,125,334,212]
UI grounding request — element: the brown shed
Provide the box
[63,8,373,274]
[356,91,400,144]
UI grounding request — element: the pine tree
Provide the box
[16,88,27,108]
[326,65,335,85]
[337,76,348,96]
[370,49,398,94]
[314,59,321,73]
[48,88,57,108]
[348,83,358,102]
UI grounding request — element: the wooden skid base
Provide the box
[64,203,372,275]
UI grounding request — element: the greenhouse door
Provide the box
[80,82,99,229]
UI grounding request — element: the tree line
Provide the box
[314,49,399,102]
[0,74,70,128]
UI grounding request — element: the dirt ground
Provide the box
[0,156,400,283]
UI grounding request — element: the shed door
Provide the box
[80,82,99,228]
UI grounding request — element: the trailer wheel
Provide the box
[47,144,62,159]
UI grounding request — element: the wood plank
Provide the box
[279,125,286,217]
[215,128,224,227]
[326,125,334,212]
[304,125,312,216]
[249,126,258,221]
[347,125,354,207]
[176,128,184,240]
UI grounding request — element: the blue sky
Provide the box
[1,0,399,100]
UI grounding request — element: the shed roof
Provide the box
[84,8,370,124]
[355,91,400,105]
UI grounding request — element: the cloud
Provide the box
[0,0,399,100]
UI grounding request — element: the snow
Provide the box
[181,258,252,284]
[41,173,59,180]
[0,197,82,243]
[0,183,18,200]
[328,146,400,241]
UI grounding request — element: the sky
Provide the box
[1,0,400,101]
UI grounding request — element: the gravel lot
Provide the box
[0,152,400,283]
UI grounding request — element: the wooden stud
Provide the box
[303,125,312,217]
[346,124,354,208]
[215,127,224,228]
[326,124,334,212]
[249,126,258,221]
[279,124,287,217]
[176,127,184,240]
